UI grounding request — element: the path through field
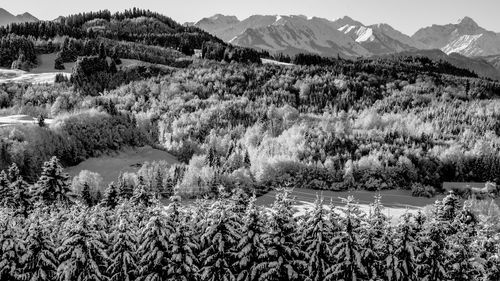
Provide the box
[257,188,445,222]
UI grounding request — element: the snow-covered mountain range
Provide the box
[194,14,500,79]
[0,8,38,26]
[195,14,500,58]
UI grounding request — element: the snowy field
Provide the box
[257,188,445,223]
[261,58,295,66]
[65,146,179,187]
[0,114,54,127]
[0,68,70,84]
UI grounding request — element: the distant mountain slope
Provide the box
[338,23,423,55]
[228,15,371,57]
[381,49,500,81]
[412,17,500,56]
[0,8,38,26]
[197,14,426,57]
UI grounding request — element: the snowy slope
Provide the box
[230,15,371,57]
[413,17,500,56]
[339,23,421,55]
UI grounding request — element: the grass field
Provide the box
[256,188,445,222]
[65,146,179,187]
[31,53,75,74]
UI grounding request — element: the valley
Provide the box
[0,4,499,281]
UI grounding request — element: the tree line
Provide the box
[0,154,498,280]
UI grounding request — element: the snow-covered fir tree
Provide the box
[234,195,266,281]
[329,196,367,280]
[57,214,109,281]
[199,201,239,281]
[301,196,337,281]
[166,196,199,281]
[19,220,59,281]
[137,211,171,280]
[101,182,119,209]
[108,218,138,281]
[11,176,31,218]
[34,157,72,205]
[259,188,306,281]
[0,218,25,281]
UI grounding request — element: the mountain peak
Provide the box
[0,8,13,17]
[457,16,478,27]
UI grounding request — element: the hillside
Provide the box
[0,8,38,26]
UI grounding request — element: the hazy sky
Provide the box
[3,0,500,35]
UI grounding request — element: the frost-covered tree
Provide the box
[416,221,449,281]
[131,176,154,207]
[447,202,481,280]
[234,196,266,281]
[166,196,199,281]
[0,171,11,207]
[117,174,134,200]
[199,203,239,281]
[7,163,19,183]
[361,194,388,280]
[137,212,171,280]
[329,196,367,280]
[108,219,138,281]
[299,196,334,281]
[391,212,419,281]
[20,220,58,281]
[57,214,108,281]
[101,182,119,209]
[34,157,72,205]
[0,218,25,281]
[259,188,305,281]
[81,182,93,207]
[11,176,31,217]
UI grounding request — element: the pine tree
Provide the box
[440,191,461,222]
[131,176,154,207]
[447,202,481,280]
[0,218,25,281]
[98,42,106,59]
[416,221,449,281]
[154,169,165,199]
[259,188,306,281]
[234,196,266,281]
[361,194,388,280]
[167,196,199,280]
[117,174,133,200]
[101,182,119,209]
[137,212,171,280]
[0,171,12,208]
[243,150,251,168]
[7,163,19,183]
[11,176,31,218]
[20,220,58,281]
[329,196,367,280]
[391,212,419,281]
[108,219,138,281]
[34,157,72,205]
[300,196,334,281]
[199,202,239,281]
[81,182,93,207]
[57,214,109,281]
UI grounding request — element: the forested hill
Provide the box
[0,8,223,52]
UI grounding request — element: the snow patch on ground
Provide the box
[0,69,70,84]
[355,26,375,42]
[0,114,54,127]
[261,58,295,66]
